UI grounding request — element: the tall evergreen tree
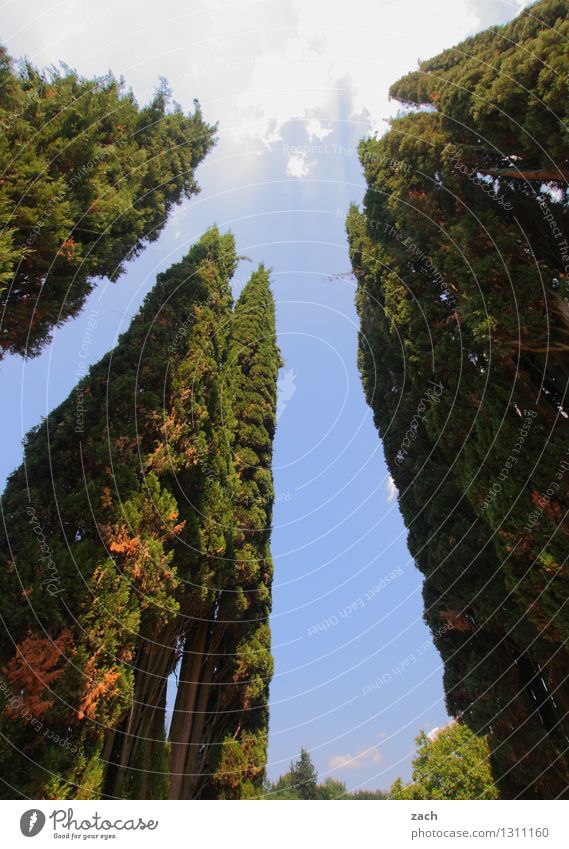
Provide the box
[347,0,569,799]
[0,229,280,801]
[0,227,238,799]
[209,267,280,799]
[168,265,280,799]
[104,228,239,800]
[288,748,319,800]
[0,45,215,358]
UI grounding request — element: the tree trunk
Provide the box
[169,620,210,798]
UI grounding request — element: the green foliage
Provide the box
[268,772,304,800]
[389,724,498,800]
[389,0,569,168]
[347,0,569,799]
[206,265,281,799]
[0,227,239,798]
[0,45,215,358]
[0,230,281,800]
[348,788,387,800]
[265,748,387,800]
[317,778,349,800]
[289,748,319,800]
[266,749,319,800]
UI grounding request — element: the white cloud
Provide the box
[169,203,189,241]
[427,720,453,740]
[306,118,333,142]
[466,0,533,29]
[233,114,283,149]
[386,475,398,503]
[1,0,491,153]
[224,0,481,145]
[328,746,382,770]
[286,152,311,179]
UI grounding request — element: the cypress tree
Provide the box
[348,207,568,799]
[106,228,238,800]
[288,748,319,800]
[0,227,238,799]
[209,266,280,799]
[0,45,215,359]
[167,265,280,799]
[0,231,280,801]
[347,0,569,798]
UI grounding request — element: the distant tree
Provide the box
[267,772,301,800]
[389,724,498,800]
[318,777,348,799]
[347,789,387,800]
[289,748,319,800]
[265,752,387,800]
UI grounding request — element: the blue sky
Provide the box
[0,0,530,790]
